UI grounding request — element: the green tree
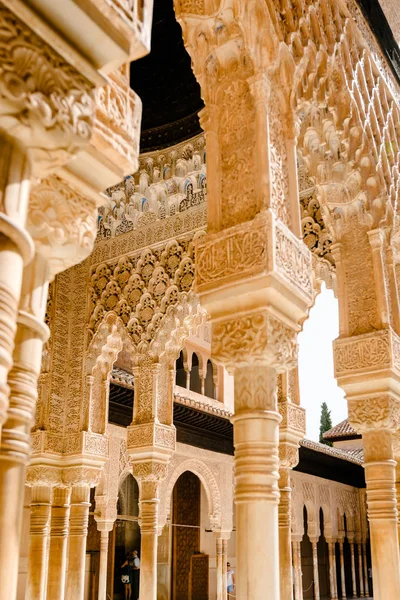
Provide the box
[319,402,333,446]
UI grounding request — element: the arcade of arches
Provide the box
[1,1,400,600]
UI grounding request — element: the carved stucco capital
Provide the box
[212,309,298,372]
[0,5,96,176]
[28,175,98,279]
[348,395,400,435]
[279,443,300,471]
[131,460,168,484]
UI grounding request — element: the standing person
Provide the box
[121,553,132,600]
[227,562,235,598]
[132,549,140,600]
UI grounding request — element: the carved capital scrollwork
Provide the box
[62,466,101,488]
[28,175,98,279]
[348,394,400,434]
[132,460,168,483]
[279,443,300,470]
[212,310,298,371]
[25,465,62,487]
[0,6,95,175]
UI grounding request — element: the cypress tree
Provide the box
[319,402,333,446]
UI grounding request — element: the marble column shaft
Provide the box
[362,543,369,597]
[279,468,294,600]
[46,487,71,600]
[363,430,400,600]
[293,539,303,600]
[349,542,357,598]
[65,485,91,600]
[311,539,320,600]
[232,365,281,600]
[328,541,338,600]
[0,139,33,436]
[339,541,346,599]
[357,543,365,598]
[138,479,160,600]
[25,485,52,600]
[97,527,113,600]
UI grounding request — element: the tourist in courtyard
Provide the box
[227,562,235,598]
[121,552,133,600]
[132,549,140,600]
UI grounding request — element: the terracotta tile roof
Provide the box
[301,439,364,465]
[322,418,359,440]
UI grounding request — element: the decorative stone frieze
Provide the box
[127,422,176,453]
[334,329,400,379]
[196,210,313,304]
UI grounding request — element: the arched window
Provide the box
[204,359,216,399]
[189,353,201,394]
[175,350,186,387]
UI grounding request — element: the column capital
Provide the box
[0,5,95,177]
[348,395,400,435]
[28,176,98,280]
[61,466,102,489]
[131,460,168,484]
[279,444,300,470]
[94,494,117,526]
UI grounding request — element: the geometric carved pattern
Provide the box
[88,237,200,347]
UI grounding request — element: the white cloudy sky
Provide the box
[298,284,348,441]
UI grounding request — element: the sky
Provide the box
[298,284,348,442]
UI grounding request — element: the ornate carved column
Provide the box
[127,355,176,600]
[279,367,305,600]
[311,538,321,600]
[292,538,303,600]
[0,255,49,600]
[25,481,52,600]
[94,495,117,600]
[176,3,313,598]
[327,540,338,600]
[357,543,365,598]
[46,486,72,600]
[132,463,167,600]
[331,228,400,599]
[64,470,99,600]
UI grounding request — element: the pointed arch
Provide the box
[85,312,136,434]
[159,458,222,531]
